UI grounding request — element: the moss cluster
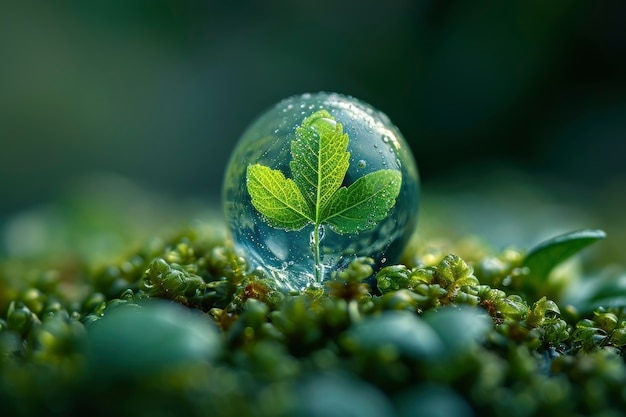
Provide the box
[1,217,625,417]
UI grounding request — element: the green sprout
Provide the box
[246,110,402,282]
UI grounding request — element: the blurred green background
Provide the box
[1,0,625,259]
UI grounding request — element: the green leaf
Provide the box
[322,170,402,234]
[523,229,606,280]
[245,109,403,280]
[290,110,350,222]
[246,164,312,230]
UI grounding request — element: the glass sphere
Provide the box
[222,92,419,291]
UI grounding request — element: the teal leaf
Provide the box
[563,269,626,314]
[86,300,220,377]
[246,164,312,230]
[344,310,443,359]
[322,170,402,234]
[523,229,606,280]
[423,307,492,357]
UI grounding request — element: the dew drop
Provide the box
[309,226,325,249]
[223,92,420,291]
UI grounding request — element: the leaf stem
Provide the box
[313,222,322,283]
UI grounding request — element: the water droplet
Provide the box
[309,225,325,250]
[223,92,420,291]
[382,135,390,143]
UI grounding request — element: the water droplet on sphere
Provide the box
[223,92,420,291]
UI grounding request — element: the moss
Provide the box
[0,185,625,417]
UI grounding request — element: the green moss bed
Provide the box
[1,177,626,417]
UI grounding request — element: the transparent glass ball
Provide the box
[222,92,419,291]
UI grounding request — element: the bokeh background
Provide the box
[1,0,625,261]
